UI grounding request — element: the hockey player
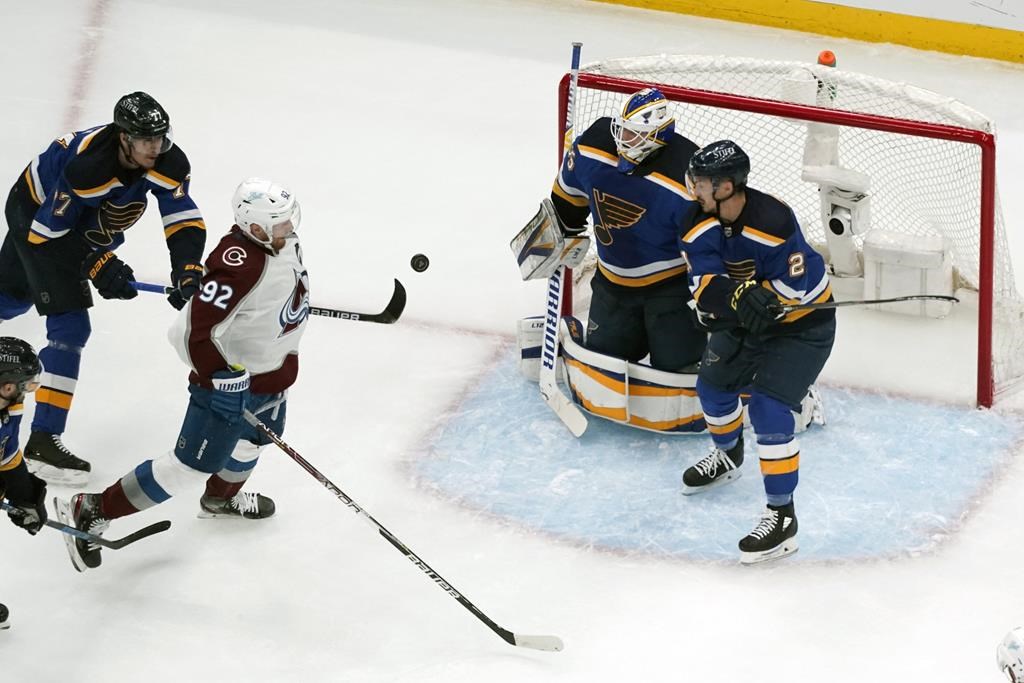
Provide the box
[0,91,206,485]
[54,178,307,572]
[548,87,706,372]
[998,627,1024,681]
[678,140,835,564]
[0,337,49,628]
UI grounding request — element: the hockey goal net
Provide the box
[558,54,1022,408]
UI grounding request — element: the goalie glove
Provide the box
[510,198,591,281]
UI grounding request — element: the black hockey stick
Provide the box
[242,410,564,652]
[775,294,959,315]
[133,279,407,324]
[2,501,171,549]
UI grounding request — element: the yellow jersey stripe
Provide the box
[551,180,589,207]
[73,177,121,199]
[597,262,686,288]
[36,387,74,410]
[0,450,23,471]
[164,220,207,239]
[760,454,800,476]
[682,217,718,243]
[742,226,786,246]
[578,144,618,164]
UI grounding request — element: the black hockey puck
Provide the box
[410,253,430,272]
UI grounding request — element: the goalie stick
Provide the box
[1,500,171,550]
[775,294,959,315]
[133,279,407,324]
[537,41,588,438]
[242,409,565,652]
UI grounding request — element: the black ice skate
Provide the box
[0,603,9,630]
[738,502,798,564]
[53,493,109,572]
[24,432,91,486]
[198,491,276,519]
[681,435,744,495]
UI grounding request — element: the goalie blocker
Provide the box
[510,199,591,281]
[517,316,824,435]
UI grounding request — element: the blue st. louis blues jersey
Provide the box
[19,124,205,263]
[550,117,699,288]
[0,401,25,475]
[680,187,834,331]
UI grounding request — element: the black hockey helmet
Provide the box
[0,337,41,393]
[114,91,172,150]
[688,140,750,189]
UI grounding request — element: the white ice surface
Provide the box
[1,1,1024,681]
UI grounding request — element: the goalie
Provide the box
[513,87,707,374]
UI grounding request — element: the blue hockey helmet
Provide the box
[610,88,675,171]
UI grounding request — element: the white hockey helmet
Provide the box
[610,87,675,170]
[231,177,301,248]
[997,627,1024,681]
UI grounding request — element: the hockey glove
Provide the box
[210,365,250,424]
[167,262,204,310]
[731,280,782,334]
[82,250,138,300]
[5,469,47,535]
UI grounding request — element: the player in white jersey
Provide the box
[54,178,310,571]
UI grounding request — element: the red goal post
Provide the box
[556,55,1015,407]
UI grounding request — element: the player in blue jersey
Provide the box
[0,92,206,485]
[0,337,48,628]
[549,88,706,372]
[678,140,836,564]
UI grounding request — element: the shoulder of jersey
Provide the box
[63,125,121,193]
[576,117,617,158]
[644,133,700,184]
[208,230,268,273]
[741,188,797,242]
[680,207,720,245]
[150,144,191,184]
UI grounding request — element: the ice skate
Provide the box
[198,491,276,519]
[54,493,109,571]
[738,502,798,564]
[0,603,9,630]
[25,432,91,486]
[681,435,744,494]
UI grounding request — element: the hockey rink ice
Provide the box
[3,1,1024,681]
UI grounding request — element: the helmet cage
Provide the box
[611,88,675,165]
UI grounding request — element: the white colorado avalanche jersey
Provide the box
[169,227,310,394]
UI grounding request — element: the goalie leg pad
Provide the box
[560,320,705,433]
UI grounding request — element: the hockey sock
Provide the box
[204,440,261,500]
[102,450,207,518]
[748,392,799,498]
[33,311,90,435]
[696,377,743,448]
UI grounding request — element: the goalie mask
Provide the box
[610,88,675,172]
[231,177,301,250]
[998,627,1024,681]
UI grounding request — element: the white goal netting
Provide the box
[562,54,1023,405]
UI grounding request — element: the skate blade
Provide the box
[27,461,89,487]
[52,497,88,573]
[739,538,799,565]
[681,469,742,496]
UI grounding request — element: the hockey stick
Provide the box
[133,279,407,324]
[775,294,959,314]
[1,500,171,549]
[537,41,588,438]
[242,409,564,652]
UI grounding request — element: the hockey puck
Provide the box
[410,253,430,272]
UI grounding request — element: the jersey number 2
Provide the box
[199,281,233,309]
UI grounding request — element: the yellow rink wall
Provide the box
[591,0,1024,64]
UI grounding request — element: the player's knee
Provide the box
[748,392,795,438]
[46,310,91,347]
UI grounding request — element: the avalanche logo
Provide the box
[278,268,310,337]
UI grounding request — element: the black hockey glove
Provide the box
[730,280,782,334]
[210,365,250,424]
[82,250,138,300]
[167,262,203,310]
[5,470,47,535]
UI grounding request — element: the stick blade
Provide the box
[541,385,588,437]
[513,633,565,652]
[377,278,406,324]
